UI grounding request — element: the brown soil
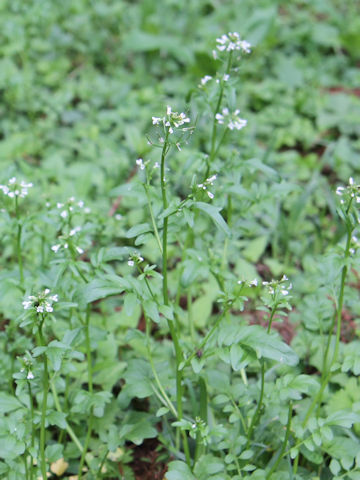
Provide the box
[128,438,168,480]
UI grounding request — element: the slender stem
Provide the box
[78,305,93,478]
[332,225,351,366]
[246,359,265,448]
[302,224,352,426]
[182,305,230,370]
[27,381,35,480]
[266,402,292,479]
[194,377,208,462]
[205,51,233,179]
[143,183,163,254]
[38,319,48,480]
[160,134,191,466]
[96,449,109,478]
[247,307,277,447]
[50,380,84,454]
[145,318,178,418]
[187,289,195,341]
[15,196,24,286]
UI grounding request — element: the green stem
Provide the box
[27,381,35,480]
[182,305,230,370]
[38,319,48,480]
[205,51,233,179]
[247,308,277,447]
[78,305,93,478]
[50,380,84,454]
[302,224,352,426]
[15,197,24,287]
[266,402,292,479]
[246,359,265,448]
[144,183,163,254]
[160,133,191,466]
[96,449,109,478]
[145,316,178,418]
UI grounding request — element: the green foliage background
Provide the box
[1,0,360,479]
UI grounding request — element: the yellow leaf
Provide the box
[50,458,69,476]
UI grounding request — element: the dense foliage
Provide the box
[1,0,360,479]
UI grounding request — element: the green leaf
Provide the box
[45,443,63,462]
[0,436,25,460]
[47,411,67,429]
[330,459,341,475]
[126,223,151,239]
[326,411,360,428]
[124,292,138,316]
[218,324,298,366]
[166,461,196,480]
[194,202,230,236]
[119,412,157,445]
[143,300,160,323]
[82,277,126,303]
[0,393,22,414]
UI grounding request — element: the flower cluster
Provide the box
[263,275,292,297]
[20,354,35,380]
[350,235,360,255]
[56,197,90,219]
[215,32,251,54]
[0,177,33,198]
[215,108,247,131]
[336,177,360,205]
[152,106,191,136]
[51,226,84,255]
[128,252,144,267]
[22,289,58,313]
[197,175,217,200]
[200,75,212,86]
[237,279,258,287]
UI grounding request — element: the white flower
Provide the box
[128,252,144,267]
[27,371,34,380]
[152,106,191,136]
[69,226,81,236]
[45,303,53,312]
[51,244,61,253]
[250,279,258,286]
[23,289,58,314]
[216,33,251,54]
[216,108,247,131]
[0,178,33,198]
[136,158,145,170]
[60,210,68,218]
[335,177,360,204]
[200,75,212,86]
[207,191,214,199]
[76,246,84,254]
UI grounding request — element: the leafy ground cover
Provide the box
[1,0,360,479]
